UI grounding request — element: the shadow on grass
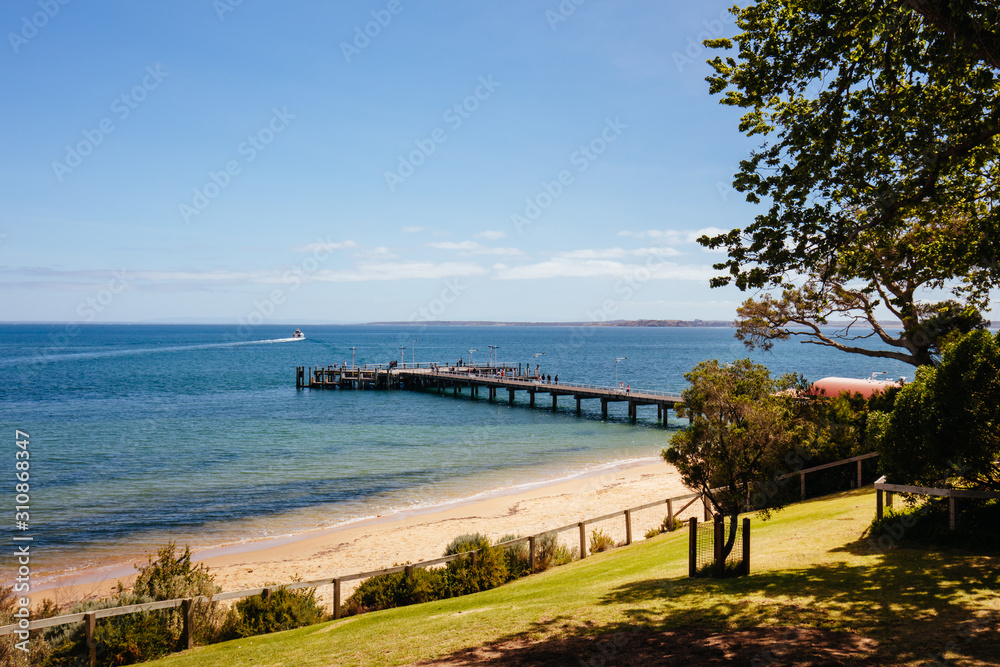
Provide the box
[602,547,999,666]
[417,546,998,666]
[414,616,876,666]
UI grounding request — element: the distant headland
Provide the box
[364,319,733,327]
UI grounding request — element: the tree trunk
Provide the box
[720,513,738,562]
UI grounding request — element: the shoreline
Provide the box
[36,458,693,607]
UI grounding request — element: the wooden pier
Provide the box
[296,363,683,426]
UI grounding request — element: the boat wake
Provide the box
[2,336,306,367]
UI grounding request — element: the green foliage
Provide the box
[701,0,1000,366]
[126,542,222,647]
[664,359,803,520]
[701,0,1000,294]
[342,567,447,617]
[39,543,223,666]
[444,536,508,597]
[497,534,531,581]
[534,532,574,571]
[40,595,173,667]
[865,500,1000,551]
[871,330,1000,490]
[218,587,324,640]
[588,529,616,554]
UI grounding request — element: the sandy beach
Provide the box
[39,459,696,608]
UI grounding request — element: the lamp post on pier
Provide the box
[468,348,478,367]
[412,340,418,367]
[615,357,628,386]
[488,345,499,367]
[350,347,356,368]
[400,346,406,367]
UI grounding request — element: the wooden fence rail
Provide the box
[0,452,881,666]
[874,476,1000,530]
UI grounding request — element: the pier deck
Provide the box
[296,363,683,425]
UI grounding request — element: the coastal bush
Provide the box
[218,586,324,640]
[588,529,616,554]
[497,534,531,580]
[127,542,222,646]
[39,544,223,666]
[871,330,1000,492]
[342,567,446,616]
[534,533,574,571]
[864,499,1000,551]
[645,515,685,539]
[40,595,174,667]
[443,534,509,596]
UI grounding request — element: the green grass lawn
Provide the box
[149,489,1000,666]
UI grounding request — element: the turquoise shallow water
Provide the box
[0,323,913,579]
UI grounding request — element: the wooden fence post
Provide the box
[624,510,632,545]
[688,517,697,577]
[405,565,414,580]
[86,611,97,667]
[472,550,479,568]
[800,472,806,501]
[528,536,535,572]
[667,499,674,530]
[578,523,587,559]
[181,598,194,650]
[949,496,957,530]
[742,517,751,576]
[703,494,711,521]
[333,578,341,620]
[857,459,863,488]
[876,488,883,520]
[713,515,724,578]
[886,491,893,508]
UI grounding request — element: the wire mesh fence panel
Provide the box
[631,503,672,540]
[694,520,715,573]
[586,514,627,554]
[720,518,744,571]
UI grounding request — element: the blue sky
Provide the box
[3,1,785,324]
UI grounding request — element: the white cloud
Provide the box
[618,227,726,244]
[475,230,506,240]
[292,240,359,252]
[426,241,524,256]
[556,247,681,260]
[310,261,487,282]
[492,256,714,281]
[401,226,423,233]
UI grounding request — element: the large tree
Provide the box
[662,359,804,561]
[701,0,1000,363]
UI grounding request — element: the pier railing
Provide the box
[0,452,879,664]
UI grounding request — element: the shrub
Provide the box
[443,533,508,596]
[41,595,174,667]
[218,586,325,640]
[42,543,223,665]
[535,533,574,571]
[589,529,616,554]
[644,527,661,540]
[497,534,531,581]
[127,542,222,646]
[342,567,446,616]
[864,498,1000,550]
[661,515,684,532]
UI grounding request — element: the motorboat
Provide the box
[292,329,305,339]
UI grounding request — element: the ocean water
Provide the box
[0,323,914,582]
